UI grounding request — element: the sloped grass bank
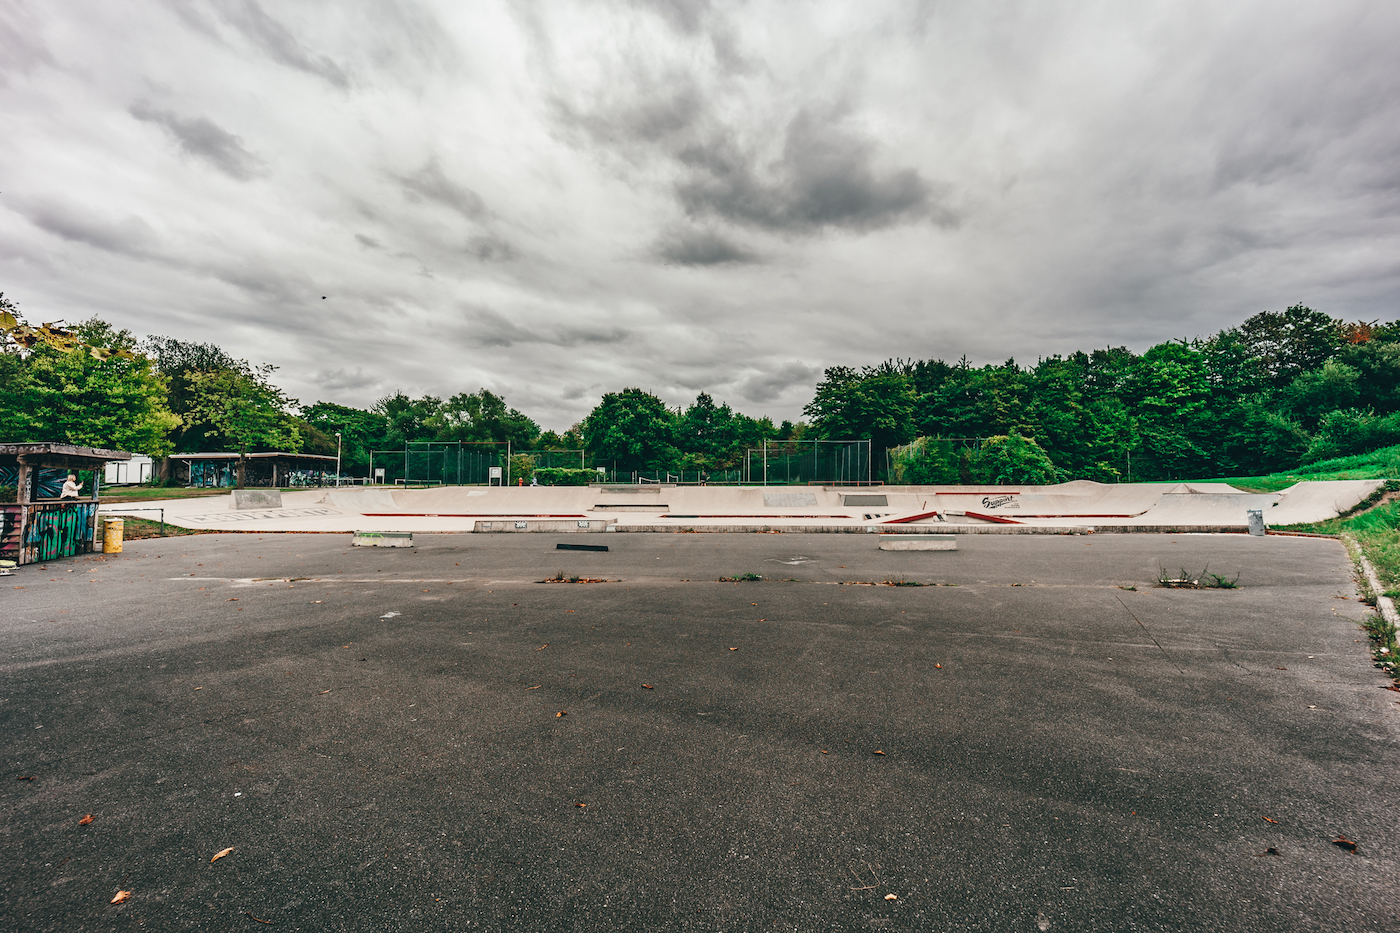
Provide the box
[1204,444,1400,493]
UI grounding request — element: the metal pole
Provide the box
[763,438,767,486]
[335,432,342,487]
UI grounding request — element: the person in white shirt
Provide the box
[60,474,83,498]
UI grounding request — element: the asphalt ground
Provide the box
[2,532,1397,932]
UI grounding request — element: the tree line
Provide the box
[2,290,1394,484]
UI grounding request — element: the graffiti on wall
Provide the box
[23,502,98,563]
[0,504,20,561]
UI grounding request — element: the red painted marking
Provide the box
[660,514,850,519]
[882,511,941,524]
[962,510,1023,524]
[361,513,589,518]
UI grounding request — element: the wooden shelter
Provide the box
[0,442,132,565]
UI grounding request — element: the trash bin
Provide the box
[1246,509,1265,537]
[103,517,124,554]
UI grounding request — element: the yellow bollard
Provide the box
[102,518,124,554]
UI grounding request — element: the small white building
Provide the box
[104,455,154,485]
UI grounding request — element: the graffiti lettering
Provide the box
[23,502,98,563]
[980,495,1018,510]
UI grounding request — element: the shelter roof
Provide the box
[0,442,133,468]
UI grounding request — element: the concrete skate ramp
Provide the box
[1268,480,1383,525]
[116,478,1382,533]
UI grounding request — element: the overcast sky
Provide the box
[2,1,1398,429]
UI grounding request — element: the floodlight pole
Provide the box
[335,432,342,487]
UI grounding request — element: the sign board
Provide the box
[373,468,385,482]
[489,466,503,479]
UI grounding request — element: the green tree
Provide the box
[301,401,390,475]
[1,305,179,455]
[967,433,1061,485]
[185,365,301,487]
[431,389,539,445]
[803,367,917,453]
[582,388,678,471]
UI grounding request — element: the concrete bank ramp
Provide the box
[1268,480,1383,525]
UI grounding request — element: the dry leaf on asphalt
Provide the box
[872,750,886,755]
[211,847,235,863]
[885,894,898,900]
[1261,816,1279,824]
[642,684,654,689]
[556,711,568,717]
[575,802,587,808]
[1333,835,1358,852]
[536,644,549,650]
[111,890,131,904]
[78,814,93,825]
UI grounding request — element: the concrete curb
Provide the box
[1345,532,1399,627]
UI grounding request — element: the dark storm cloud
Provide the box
[312,367,379,394]
[396,157,489,221]
[639,0,713,35]
[468,235,517,262]
[209,0,349,88]
[25,202,159,256]
[737,361,820,404]
[654,228,758,266]
[467,309,629,349]
[677,111,954,234]
[129,103,265,180]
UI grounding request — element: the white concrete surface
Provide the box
[97,479,1383,534]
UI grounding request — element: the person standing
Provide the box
[60,474,83,498]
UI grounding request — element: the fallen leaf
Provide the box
[526,684,541,690]
[226,598,238,601]
[78,814,94,825]
[1333,835,1358,853]
[934,663,943,669]
[821,750,829,754]
[111,890,131,904]
[1276,667,1288,670]
[556,711,568,717]
[17,775,35,781]
[575,802,587,808]
[536,644,549,651]
[872,750,886,756]
[757,618,766,622]
[885,893,898,901]
[211,847,235,863]
[245,911,272,924]
[317,690,331,696]
[729,647,738,651]
[642,684,654,689]
[1254,847,1280,856]
[1261,816,1279,824]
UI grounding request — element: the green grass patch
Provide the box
[1194,444,1400,492]
[115,517,215,539]
[718,573,764,582]
[100,486,230,503]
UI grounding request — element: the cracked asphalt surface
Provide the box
[3,531,1397,931]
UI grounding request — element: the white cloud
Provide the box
[0,0,1397,430]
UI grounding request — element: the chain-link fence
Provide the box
[743,440,872,485]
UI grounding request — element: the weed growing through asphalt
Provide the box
[882,576,927,587]
[1363,611,1399,684]
[1156,565,1240,589]
[540,571,615,584]
[719,573,765,582]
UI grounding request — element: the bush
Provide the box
[966,433,1061,485]
[1304,409,1400,463]
[531,467,598,486]
[890,438,964,484]
[0,485,15,503]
